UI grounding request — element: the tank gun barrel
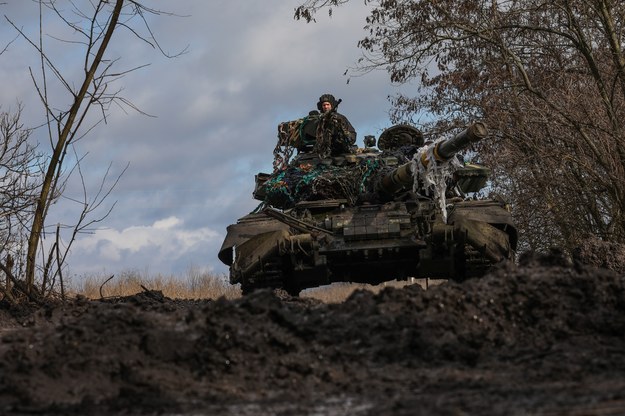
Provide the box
[435,122,487,160]
[379,122,488,195]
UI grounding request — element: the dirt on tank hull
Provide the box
[219,118,517,295]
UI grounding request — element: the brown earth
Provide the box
[1,243,625,415]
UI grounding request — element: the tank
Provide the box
[218,113,517,295]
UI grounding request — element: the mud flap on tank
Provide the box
[453,218,512,263]
[232,229,291,284]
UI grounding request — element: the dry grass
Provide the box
[70,269,440,303]
[71,268,241,300]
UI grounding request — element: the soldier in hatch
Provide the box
[314,93,357,157]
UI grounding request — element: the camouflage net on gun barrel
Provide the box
[412,138,464,223]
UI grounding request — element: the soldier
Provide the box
[317,94,356,148]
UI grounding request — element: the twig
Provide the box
[99,275,115,299]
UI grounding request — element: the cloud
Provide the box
[69,216,221,275]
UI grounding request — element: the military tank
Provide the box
[218,111,517,295]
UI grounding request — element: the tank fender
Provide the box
[454,217,513,263]
[234,229,291,278]
[218,215,290,266]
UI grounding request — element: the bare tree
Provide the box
[0,106,43,300]
[4,0,183,294]
[296,0,625,253]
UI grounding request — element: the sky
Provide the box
[0,1,410,280]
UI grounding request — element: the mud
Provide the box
[1,248,625,415]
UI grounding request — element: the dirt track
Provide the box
[1,249,625,415]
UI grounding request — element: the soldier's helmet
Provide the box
[317,93,337,111]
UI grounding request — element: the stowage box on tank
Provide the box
[218,112,517,295]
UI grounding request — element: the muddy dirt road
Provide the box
[1,249,625,415]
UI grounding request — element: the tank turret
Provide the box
[378,122,488,196]
[219,118,517,296]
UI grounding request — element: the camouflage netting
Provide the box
[262,141,428,209]
[273,119,303,171]
[262,158,389,209]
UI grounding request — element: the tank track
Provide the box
[241,259,286,295]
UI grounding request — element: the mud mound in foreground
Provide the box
[1,252,625,415]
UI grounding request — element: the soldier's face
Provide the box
[321,102,332,112]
